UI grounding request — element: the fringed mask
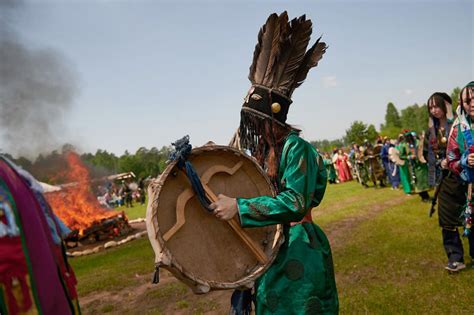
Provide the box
[238,11,327,156]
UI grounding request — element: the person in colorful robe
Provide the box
[425,92,470,272]
[353,144,369,187]
[323,152,338,184]
[334,149,352,183]
[210,12,338,314]
[0,156,80,315]
[363,140,386,188]
[398,131,431,201]
[446,82,474,271]
[382,138,400,189]
[348,143,359,181]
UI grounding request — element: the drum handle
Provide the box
[171,135,214,212]
[170,136,268,264]
[202,185,268,264]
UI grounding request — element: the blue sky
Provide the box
[3,0,473,156]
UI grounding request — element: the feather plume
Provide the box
[248,12,326,98]
[290,37,327,96]
[262,15,281,86]
[249,13,279,85]
[275,16,312,95]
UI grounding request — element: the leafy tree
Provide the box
[384,102,402,128]
[450,87,461,113]
[418,104,429,131]
[380,102,403,138]
[310,139,345,153]
[345,121,370,144]
[400,103,428,134]
[366,124,379,142]
[379,126,402,139]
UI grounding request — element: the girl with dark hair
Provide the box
[426,92,469,272]
[446,82,474,271]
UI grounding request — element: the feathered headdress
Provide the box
[239,12,326,154]
[238,12,327,185]
[241,12,327,126]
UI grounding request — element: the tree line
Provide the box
[4,145,171,184]
[311,86,461,153]
[5,86,461,181]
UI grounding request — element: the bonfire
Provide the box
[46,152,130,244]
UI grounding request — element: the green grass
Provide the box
[330,186,472,314]
[175,300,190,309]
[71,237,154,296]
[113,199,147,220]
[144,282,188,300]
[72,180,473,313]
[99,304,115,313]
[314,181,403,226]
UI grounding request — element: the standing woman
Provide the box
[323,152,338,184]
[335,148,353,183]
[446,82,474,271]
[398,130,431,201]
[383,138,401,189]
[426,92,467,272]
[210,12,338,314]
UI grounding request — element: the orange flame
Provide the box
[46,152,121,234]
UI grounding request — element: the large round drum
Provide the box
[146,145,283,293]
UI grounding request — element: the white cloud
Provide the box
[322,76,338,88]
[404,89,413,95]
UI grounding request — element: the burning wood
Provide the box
[65,211,132,248]
[45,152,131,246]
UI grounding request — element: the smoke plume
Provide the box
[0,1,78,159]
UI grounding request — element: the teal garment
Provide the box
[397,141,429,194]
[323,158,337,182]
[237,133,339,314]
[355,161,369,185]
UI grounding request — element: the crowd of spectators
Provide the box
[97,178,147,208]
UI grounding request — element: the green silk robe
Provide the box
[237,133,339,314]
[397,140,429,194]
[323,158,337,182]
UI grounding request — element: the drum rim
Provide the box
[146,145,284,292]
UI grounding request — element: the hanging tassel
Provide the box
[151,265,160,284]
[230,289,253,315]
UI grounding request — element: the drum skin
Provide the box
[146,145,283,293]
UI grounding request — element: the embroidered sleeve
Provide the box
[237,135,326,228]
[447,125,463,177]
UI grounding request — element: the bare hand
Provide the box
[209,194,238,221]
[468,153,474,167]
[440,159,448,169]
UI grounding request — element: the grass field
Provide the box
[113,199,148,220]
[70,181,474,314]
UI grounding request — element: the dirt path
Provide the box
[81,270,232,314]
[324,194,410,251]
[78,192,410,314]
